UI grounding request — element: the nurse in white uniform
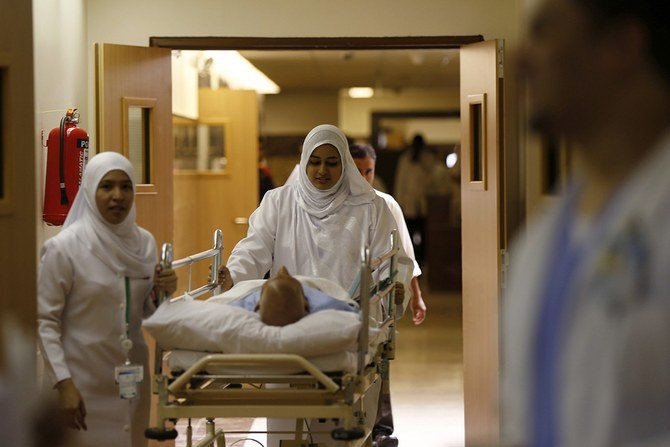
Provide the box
[223,124,412,298]
[223,125,412,446]
[37,152,177,447]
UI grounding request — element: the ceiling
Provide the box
[238,49,460,92]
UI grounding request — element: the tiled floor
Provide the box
[392,285,464,447]
[175,282,465,447]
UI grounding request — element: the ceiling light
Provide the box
[348,87,374,99]
[203,50,280,94]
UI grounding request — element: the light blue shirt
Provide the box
[229,284,357,314]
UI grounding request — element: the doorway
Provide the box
[152,35,498,447]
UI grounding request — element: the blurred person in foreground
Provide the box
[502,0,670,446]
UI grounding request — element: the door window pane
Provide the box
[0,68,5,199]
[470,102,483,182]
[128,106,151,183]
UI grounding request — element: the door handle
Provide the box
[233,217,249,225]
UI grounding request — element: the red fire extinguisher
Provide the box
[43,108,89,226]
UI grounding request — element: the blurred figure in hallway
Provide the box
[503,0,670,446]
[258,137,275,202]
[393,134,435,267]
[429,144,461,228]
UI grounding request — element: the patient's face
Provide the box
[306,144,342,190]
[258,267,309,326]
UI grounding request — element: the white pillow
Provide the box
[142,299,361,357]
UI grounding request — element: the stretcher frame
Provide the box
[145,228,401,447]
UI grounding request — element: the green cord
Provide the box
[124,276,131,326]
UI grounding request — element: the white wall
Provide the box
[33,0,88,247]
[172,52,199,120]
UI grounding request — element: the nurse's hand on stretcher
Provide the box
[212,264,234,291]
[153,264,177,297]
[55,378,87,431]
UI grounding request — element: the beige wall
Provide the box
[263,91,339,135]
[340,87,460,138]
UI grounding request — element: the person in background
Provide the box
[503,0,670,445]
[350,142,428,447]
[37,152,177,447]
[429,144,461,227]
[258,136,275,203]
[393,134,435,266]
[350,142,427,325]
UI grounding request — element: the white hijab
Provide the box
[293,124,375,218]
[62,152,155,277]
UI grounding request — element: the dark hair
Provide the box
[410,134,426,162]
[349,142,377,160]
[577,0,670,80]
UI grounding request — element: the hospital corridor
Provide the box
[175,281,465,447]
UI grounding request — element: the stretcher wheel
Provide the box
[331,427,365,440]
[145,427,178,440]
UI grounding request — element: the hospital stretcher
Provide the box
[144,229,402,447]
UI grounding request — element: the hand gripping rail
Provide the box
[157,229,224,304]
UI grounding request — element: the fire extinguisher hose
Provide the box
[59,115,68,205]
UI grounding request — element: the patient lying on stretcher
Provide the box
[143,266,374,358]
[225,266,357,326]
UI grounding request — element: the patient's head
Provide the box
[257,266,309,326]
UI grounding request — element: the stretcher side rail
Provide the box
[157,228,224,305]
[168,354,340,394]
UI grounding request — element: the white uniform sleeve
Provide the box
[227,192,278,284]
[142,233,158,318]
[37,241,74,386]
[379,192,422,277]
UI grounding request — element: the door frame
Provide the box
[149,36,483,50]
[149,35,517,446]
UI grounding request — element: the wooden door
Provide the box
[95,43,173,247]
[199,88,258,250]
[460,39,505,446]
[0,0,36,367]
[95,43,173,447]
[174,88,258,290]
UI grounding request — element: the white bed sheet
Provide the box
[144,276,387,360]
